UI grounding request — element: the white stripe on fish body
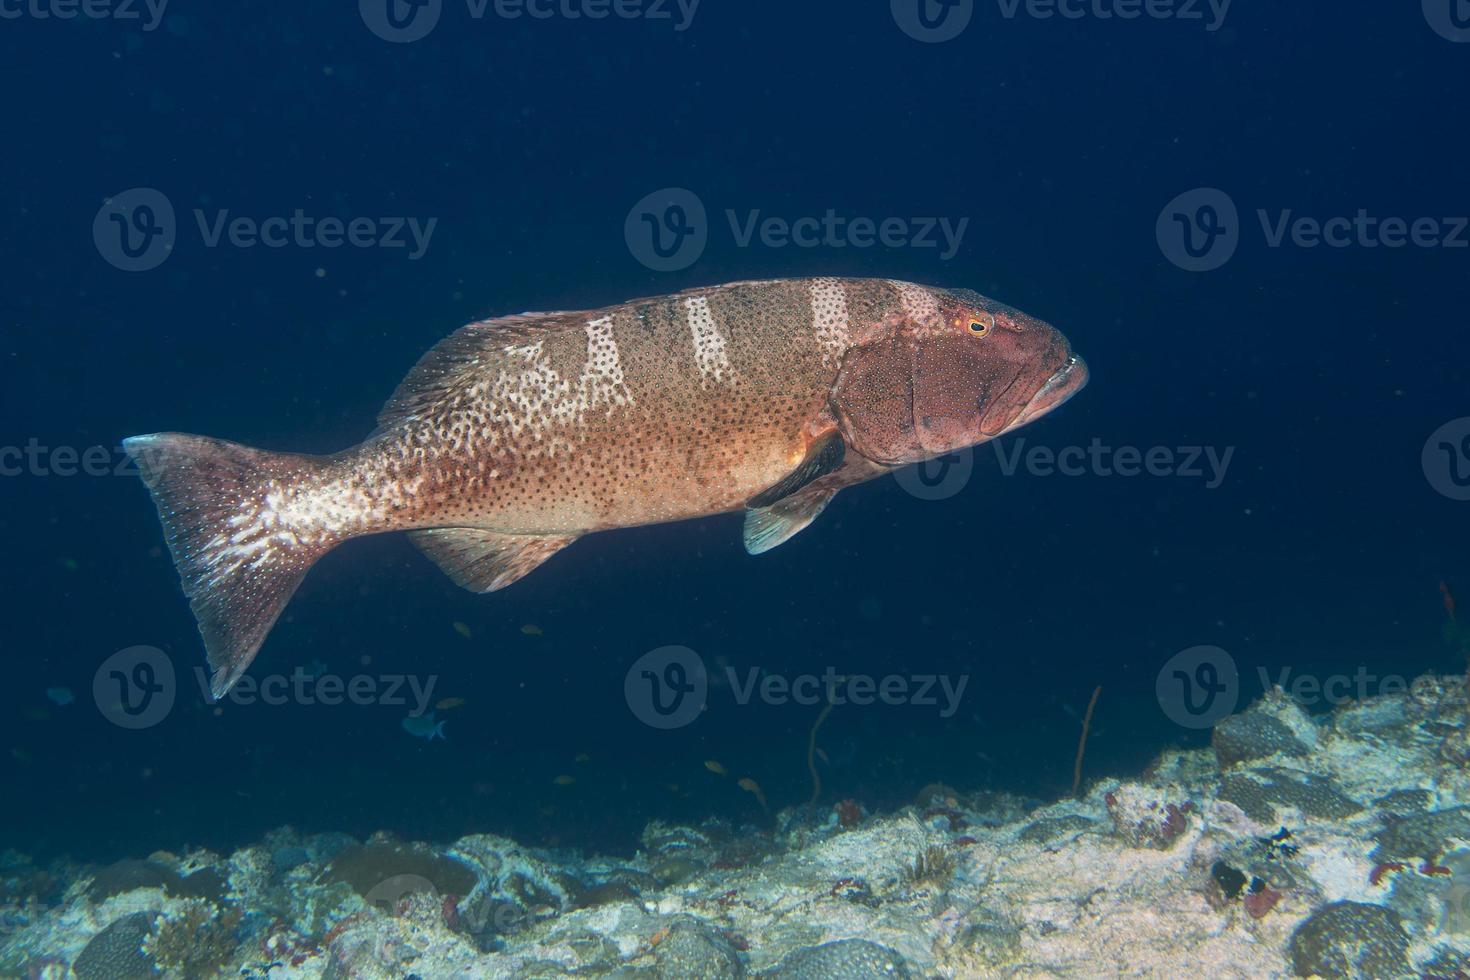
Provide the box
[887,279,943,336]
[448,321,636,455]
[683,295,733,383]
[486,341,574,440]
[581,315,633,412]
[810,278,851,368]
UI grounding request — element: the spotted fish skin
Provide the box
[124,278,1086,696]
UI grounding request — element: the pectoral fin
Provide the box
[743,488,838,555]
[410,528,577,592]
[748,432,846,509]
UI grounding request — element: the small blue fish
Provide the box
[401,711,446,741]
[45,687,75,707]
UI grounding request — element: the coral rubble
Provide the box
[4,673,1470,977]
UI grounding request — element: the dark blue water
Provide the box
[2,1,1466,864]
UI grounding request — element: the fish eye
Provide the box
[968,313,994,336]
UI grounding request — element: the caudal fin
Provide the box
[124,433,340,699]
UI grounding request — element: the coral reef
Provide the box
[4,671,1470,977]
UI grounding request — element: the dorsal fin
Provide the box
[376,311,577,428]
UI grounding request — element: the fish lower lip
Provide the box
[1016,356,1088,425]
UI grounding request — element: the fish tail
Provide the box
[123,432,350,699]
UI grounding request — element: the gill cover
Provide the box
[830,336,919,465]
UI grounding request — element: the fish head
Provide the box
[832,284,1087,464]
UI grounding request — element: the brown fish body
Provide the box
[125,277,1086,696]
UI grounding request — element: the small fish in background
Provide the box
[45,687,75,707]
[738,777,769,813]
[574,752,591,764]
[401,712,446,741]
[552,774,575,786]
[520,623,543,636]
[1442,581,1457,623]
[452,621,473,639]
[435,697,466,711]
[704,760,727,776]
[20,707,49,723]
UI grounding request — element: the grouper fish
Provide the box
[124,278,1087,697]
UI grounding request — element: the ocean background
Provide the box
[1,0,1467,869]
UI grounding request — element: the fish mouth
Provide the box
[1004,354,1089,432]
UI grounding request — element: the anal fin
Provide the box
[410,528,577,592]
[744,488,837,555]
